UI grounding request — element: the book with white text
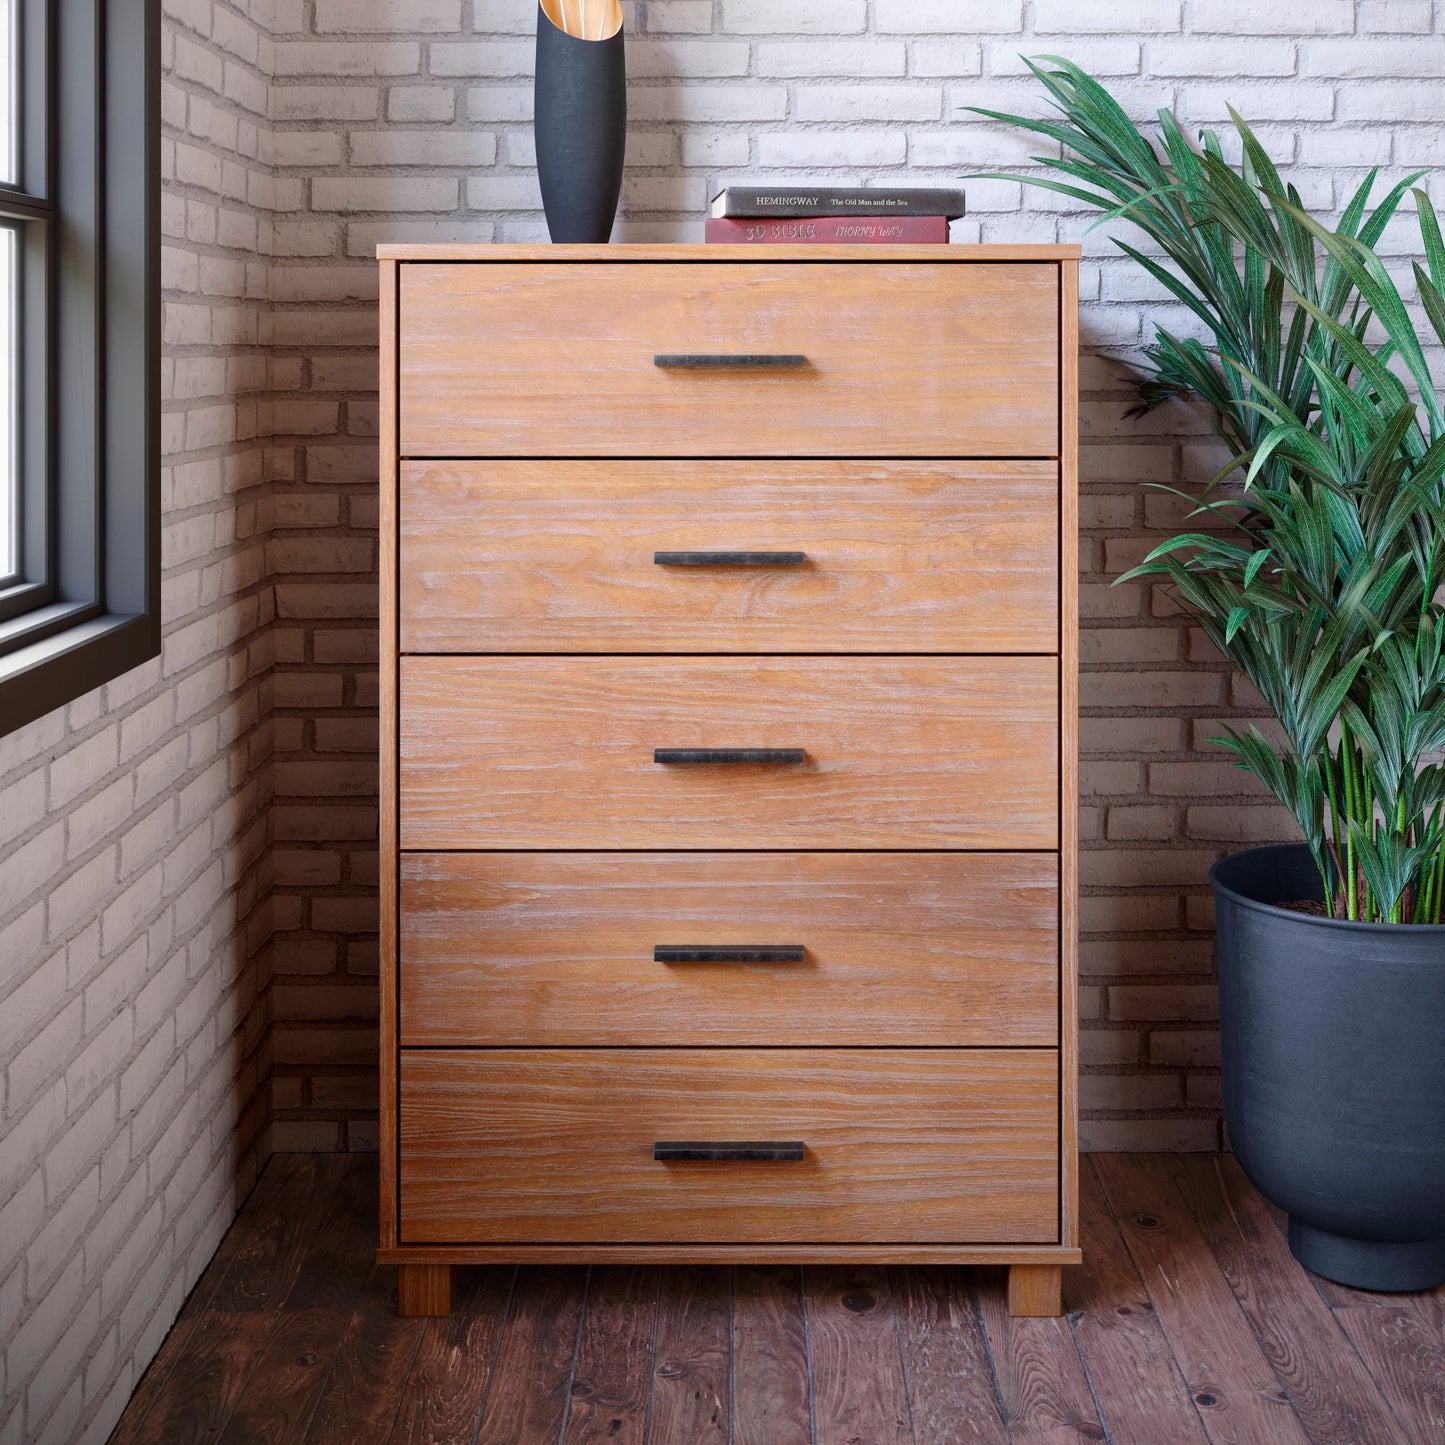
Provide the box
[710,185,966,220]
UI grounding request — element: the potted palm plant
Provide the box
[977,60,1445,1290]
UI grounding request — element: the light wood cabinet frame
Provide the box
[379,244,1081,1315]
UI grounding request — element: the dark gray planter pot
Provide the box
[534,5,626,243]
[1211,844,1445,1291]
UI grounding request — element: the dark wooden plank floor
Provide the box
[111,1154,1445,1445]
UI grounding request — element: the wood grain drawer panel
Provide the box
[398,656,1058,850]
[398,263,1059,457]
[399,852,1059,1047]
[399,460,1059,654]
[398,1049,1060,1244]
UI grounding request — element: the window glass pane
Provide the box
[0,0,12,185]
[0,227,14,580]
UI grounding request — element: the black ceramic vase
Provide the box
[534,4,627,243]
[1211,844,1445,1290]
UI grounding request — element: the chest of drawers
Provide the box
[378,243,1080,1318]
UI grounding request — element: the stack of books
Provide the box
[705,185,966,246]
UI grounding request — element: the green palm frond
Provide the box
[972,58,1445,922]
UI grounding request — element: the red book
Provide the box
[705,215,950,245]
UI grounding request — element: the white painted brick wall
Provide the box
[264,0,1445,1162]
[0,3,274,1442]
[7,7,1445,1439]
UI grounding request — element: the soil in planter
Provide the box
[1275,898,1440,922]
[1277,899,1331,917]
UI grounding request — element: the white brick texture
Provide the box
[262,0,1445,1175]
[0,5,273,1443]
[7,5,1445,1439]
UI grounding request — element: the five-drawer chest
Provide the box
[378,243,1081,1319]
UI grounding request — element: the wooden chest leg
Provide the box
[1007,1263,1062,1317]
[397,1263,452,1317]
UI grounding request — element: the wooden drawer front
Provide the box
[399,852,1059,1047]
[398,656,1058,850]
[398,263,1059,457]
[399,460,1059,654]
[399,1049,1059,1244]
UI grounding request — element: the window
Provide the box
[0,0,158,736]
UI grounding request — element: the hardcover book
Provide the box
[705,215,950,244]
[710,185,966,219]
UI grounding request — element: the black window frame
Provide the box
[0,0,159,736]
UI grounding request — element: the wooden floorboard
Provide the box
[208,1153,334,1314]
[1170,1154,1408,1445]
[108,1153,1445,1445]
[731,1265,812,1445]
[975,1266,1105,1443]
[302,1262,423,1444]
[1410,1288,1445,1344]
[1093,1152,1313,1445]
[386,1264,514,1445]
[891,1265,1009,1444]
[1335,1307,1445,1443]
[108,1313,275,1445]
[803,1265,913,1445]
[213,1158,378,1445]
[110,1155,313,1444]
[472,1265,590,1445]
[1065,1160,1208,1445]
[647,1265,730,1443]
[564,1264,660,1445]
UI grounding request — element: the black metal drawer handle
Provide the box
[655,551,806,567]
[654,748,806,766]
[654,354,807,369]
[654,1141,806,1162]
[654,945,806,964]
